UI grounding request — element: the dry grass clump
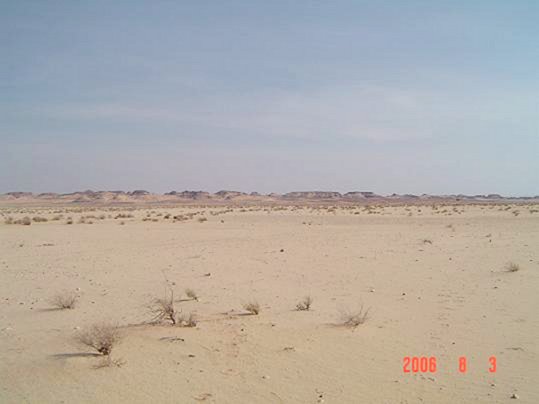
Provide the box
[32,216,48,222]
[185,288,198,301]
[505,262,520,272]
[197,217,208,223]
[177,312,197,327]
[4,216,14,224]
[65,217,73,225]
[114,213,134,219]
[243,300,260,315]
[149,290,198,327]
[296,296,313,311]
[340,305,370,327]
[14,216,32,225]
[77,323,121,356]
[50,291,78,309]
[149,291,177,325]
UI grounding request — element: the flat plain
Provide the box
[1,203,538,403]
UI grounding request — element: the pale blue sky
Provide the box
[1,1,538,195]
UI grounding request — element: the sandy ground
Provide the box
[0,204,538,403]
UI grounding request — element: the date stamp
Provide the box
[403,356,497,373]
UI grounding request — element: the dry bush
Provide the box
[340,305,370,327]
[185,288,198,301]
[422,239,433,244]
[296,296,313,311]
[177,312,197,327]
[149,291,177,325]
[50,291,78,309]
[4,216,14,224]
[65,217,73,225]
[32,216,48,222]
[243,301,260,315]
[15,217,32,225]
[77,323,121,356]
[197,217,208,223]
[505,262,520,272]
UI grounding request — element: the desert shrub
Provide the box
[197,217,208,223]
[185,288,198,301]
[243,301,260,315]
[50,291,78,309]
[340,305,370,327]
[4,216,14,224]
[15,217,32,225]
[51,215,63,221]
[114,213,133,219]
[66,217,73,225]
[505,262,520,272]
[33,216,48,222]
[177,312,197,327]
[77,323,121,356]
[296,296,313,311]
[149,291,177,325]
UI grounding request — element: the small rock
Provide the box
[510,393,519,399]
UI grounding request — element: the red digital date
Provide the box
[403,356,437,373]
[403,356,497,373]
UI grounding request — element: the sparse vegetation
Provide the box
[50,290,78,309]
[243,300,260,315]
[296,296,313,311]
[77,323,121,356]
[32,216,48,222]
[177,312,197,327]
[340,305,370,327]
[149,290,177,325]
[12,216,32,225]
[505,262,520,272]
[185,288,198,301]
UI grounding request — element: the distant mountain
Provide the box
[0,189,537,205]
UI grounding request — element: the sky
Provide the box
[1,0,538,196]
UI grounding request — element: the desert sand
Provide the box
[1,203,538,403]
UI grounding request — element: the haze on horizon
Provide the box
[1,1,538,196]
